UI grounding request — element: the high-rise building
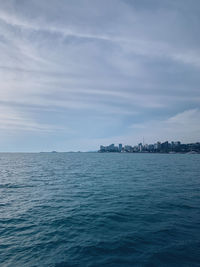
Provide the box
[119,144,122,151]
[109,144,115,149]
[138,143,143,152]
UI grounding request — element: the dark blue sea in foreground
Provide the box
[0,153,200,267]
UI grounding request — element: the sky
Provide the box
[0,0,200,151]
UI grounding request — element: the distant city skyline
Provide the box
[99,141,200,153]
[0,0,200,151]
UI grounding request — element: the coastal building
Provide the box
[99,141,200,153]
[138,143,143,152]
[119,144,122,151]
[124,145,132,152]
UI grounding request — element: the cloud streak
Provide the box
[0,106,71,133]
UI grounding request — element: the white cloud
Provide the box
[167,108,200,125]
[128,109,200,144]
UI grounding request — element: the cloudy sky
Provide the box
[0,0,200,151]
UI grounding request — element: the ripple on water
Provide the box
[0,153,200,266]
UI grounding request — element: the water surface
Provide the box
[0,153,200,266]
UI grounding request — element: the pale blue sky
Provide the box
[0,0,200,151]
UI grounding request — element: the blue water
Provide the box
[0,153,200,267]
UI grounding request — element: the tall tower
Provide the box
[119,144,122,151]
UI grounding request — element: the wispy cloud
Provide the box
[1,2,200,69]
[0,106,70,133]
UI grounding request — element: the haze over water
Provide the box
[1,153,200,266]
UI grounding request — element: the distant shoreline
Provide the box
[0,151,199,154]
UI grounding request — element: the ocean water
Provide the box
[0,153,200,267]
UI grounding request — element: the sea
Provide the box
[0,152,200,267]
